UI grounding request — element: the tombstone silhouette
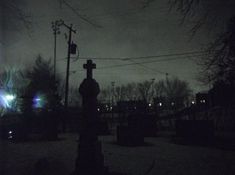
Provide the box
[74,60,107,175]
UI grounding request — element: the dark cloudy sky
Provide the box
[0,0,216,92]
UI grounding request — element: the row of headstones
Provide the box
[116,114,157,146]
[0,111,58,141]
[1,111,214,145]
[115,116,215,146]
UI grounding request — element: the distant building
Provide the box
[117,100,147,114]
[153,96,167,112]
[153,96,186,115]
[209,82,235,107]
[97,103,112,113]
[196,92,209,107]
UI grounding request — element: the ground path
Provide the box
[1,134,235,175]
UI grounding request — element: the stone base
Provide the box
[74,140,107,175]
[71,167,109,175]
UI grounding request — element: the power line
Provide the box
[61,0,102,28]
[126,59,167,75]
[89,6,167,21]
[60,50,213,76]
[136,64,166,74]
[94,53,212,70]
[95,58,182,70]
[31,0,204,29]
[76,50,211,61]
[58,50,212,64]
[35,3,165,21]
[70,56,190,73]
[69,54,203,76]
[57,50,207,62]
[33,2,191,27]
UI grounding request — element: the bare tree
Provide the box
[99,82,139,104]
[69,86,81,107]
[114,85,126,102]
[123,82,138,101]
[196,17,235,86]
[98,88,111,103]
[99,77,192,110]
[1,0,32,30]
[167,0,235,86]
[137,80,154,103]
[168,0,235,36]
[154,77,193,109]
[153,80,165,97]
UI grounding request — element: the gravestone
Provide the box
[117,113,157,146]
[74,60,107,175]
[117,114,144,146]
[175,120,214,144]
[117,125,144,146]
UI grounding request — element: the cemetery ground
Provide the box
[1,131,235,175]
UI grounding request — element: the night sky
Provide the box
[0,0,216,92]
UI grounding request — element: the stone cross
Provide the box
[83,59,96,79]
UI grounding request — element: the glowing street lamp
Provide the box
[0,93,16,109]
[5,94,16,101]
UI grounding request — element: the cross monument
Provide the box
[73,60,107,175]
[83,59,96,79]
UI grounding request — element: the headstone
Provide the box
[117,114,145,146]
[116,112,158,146]
[74,60,107,175]
[175,120,214,144]
[117,125,144,146]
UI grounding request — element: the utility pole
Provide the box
[65,23,76,109]
[166,73,169,82]
[111,81,115,129]
[51,20,61,78]
[57,20,76,109]
[111,82,115,108]
[151,78,155,103]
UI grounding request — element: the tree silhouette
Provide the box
[154,77,192,110]
[98,83,139,104]
[154,80,165,97]
[123,83,138,101]
[169,0,235,36]
[168,0,235,89]
[197,17,235,87]
[69,86,82,107]
[98,88,111,104]
[98,77,192,109]
[0,0,32,30]
[137,80,154,103]
[22,55,61,112]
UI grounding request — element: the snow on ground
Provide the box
[1,134,235,175]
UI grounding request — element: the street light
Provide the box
[0,93,16,109]
[5,94,16,101]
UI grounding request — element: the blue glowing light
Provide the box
[33,94,46,109]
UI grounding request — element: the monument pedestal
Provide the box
[75,139,107,175]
